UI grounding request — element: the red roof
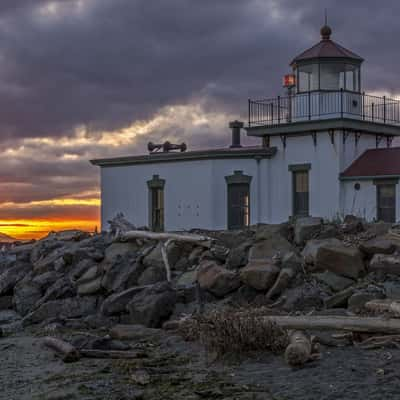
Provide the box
[341,147,400,178]
[291,39,363,66]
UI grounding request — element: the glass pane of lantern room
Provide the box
[320,63,346,90]
[297,64,318,92]
[345,64,359,92]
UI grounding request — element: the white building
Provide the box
[91,24,400,231]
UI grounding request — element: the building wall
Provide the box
[100,158,264,231]
[99,130,389,230]
[341,179,400,222]
[269,131,341,222]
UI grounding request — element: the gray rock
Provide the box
[225,242,251,269]
[313,271,355,292]
[102,242,139,267]
[255,224,290,241]
[35,277,76,308]
[325,287,355,308]
[302,238,343,265]
[101,286,147,316]
[142,242,182,270]
[283,282,325,311]
[348,287,385,312]
[70,259,96,281]
[281,251,303,272]
[0,310,21,325]
[248,235,294,263]
[137,265,166,286]
[23,296,97,325]
[176,270,197,288]
[0,296,13,310]
[315,244,365,279]
[77,265,100,284]
[32,271,60,291]
[341,215,365,234]
[33,245,68,274]
[383,281,400,300]
[77,276,103,296]
[126,282,177,328]
[13,281,42,316]
[294,217,322,245]
[102,258,145,293]
[197,261,240,297]
[240,261,280,291]
[369,254,400,275]
[0,262,31,296]
[359,237,397,256]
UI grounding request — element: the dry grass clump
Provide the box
[182,308,289,356]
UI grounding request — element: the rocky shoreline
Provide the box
[2,215,400,399]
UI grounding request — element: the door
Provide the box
[228,183,250,230]
[377,184,396,223]
[150,187,164,231]
[293,170,309,217]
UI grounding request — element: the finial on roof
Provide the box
[321,9,332,40]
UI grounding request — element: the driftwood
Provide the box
[43,337,81,363]
[266,268,296,300]
[119,230,213,282]
[358,334,400,349]
[365,299,400,316]
[284,330,312,366]
[79,349,147,359]
[265,315,400,334]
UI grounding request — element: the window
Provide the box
[289,164,311,217]
[297,64,319,93]
[225,171,252,230]
[377,183,396,223]
[147,175,165,231]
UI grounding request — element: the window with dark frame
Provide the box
[377,184,396,223]
[147,175,165,232]
[225,171,252,230]
[289,164,311,217]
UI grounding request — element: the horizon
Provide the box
[1,0,400,240]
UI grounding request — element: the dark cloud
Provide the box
[0,0,399,225]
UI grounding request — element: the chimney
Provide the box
[229,120,244,148]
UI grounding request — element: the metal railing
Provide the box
[248,90,400,127]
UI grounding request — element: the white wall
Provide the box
[269,132,341,222]
[100,158,263,231]
[342,179,400,222]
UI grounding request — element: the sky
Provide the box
[1,0,399,239]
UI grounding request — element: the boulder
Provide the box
[102,242,139,268]
[255,224,290,241]
[248,235,294,263]
[281,251,303,272]
[32,271,61,291]
[23,297,97,325]
[77,265,100,284]
[283,282,326,311]
[137,265,166,286]
[142,242,182,270]
[176,270,197,288]
[315,244,365,279]
[110,324,163,341]
[225,242,252,269]
[0,296,13,310]
[197,261,240,297]
[13,281,42,316]
[126,282,177,328]
[101,286,147,316]
[313,270,354,292]
[348,287,385,312]
[359,237,397,256]
[77,276,103,296]
[0,262,31,296]
[294,217,322,245]
[383,281,400,300]
[35,277,76,308]
[70,259,96,281]
[324,287,355,308]
[302,238,342,265]
[369,254,400,275]
[33,245,68,274]
[240,261,280,291]
[0,310,21,325]
[102,259,145,293]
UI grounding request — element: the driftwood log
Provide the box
[265,315,400,334]
[284,330,312,366]
[79,349,147,359]
[365,299,400,316]
[118,230,214,282]
[43,337,81,363]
